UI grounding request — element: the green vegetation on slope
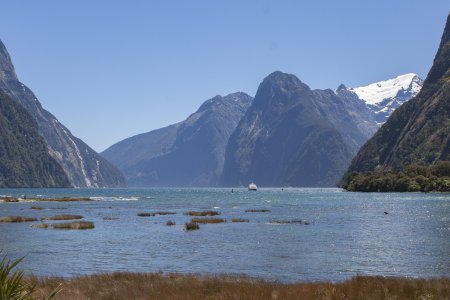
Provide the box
[341,14,450,191]
[343,161,450,192]
[0,90,70,188]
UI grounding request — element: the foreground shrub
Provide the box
[0,252,60,299]
[185,222,200,231]
[184,211,220,216]
[0,216,38,223]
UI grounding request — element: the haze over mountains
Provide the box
[0,40,126,187]
[102,93,253,187]
[103,71,421,187]
[0,27,432,189]
[343,13,450,177]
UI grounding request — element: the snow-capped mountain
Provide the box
[349,73,423,123]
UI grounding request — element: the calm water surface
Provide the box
[0,188,448,282]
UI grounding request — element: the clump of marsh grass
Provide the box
[245,209,271,213]
[185,222,200,231]
[31,223,50,229]
[137,212,155,217]
[231,218,249,223]
[166,221,176,226]
[41,215,83,221]
[52,221,94,230]
[137,212,176,217]
[190,218,225,224]
[155,212,176,215]
[30,206,44,210]
[0,216,38,223]
[270,219,309,225]
[184,211,219,216]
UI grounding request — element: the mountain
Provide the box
[349,73,423,124]
[102,92,253,187]
[0,90,70,187]
[0,40,126,187]
[343,13,450,179]
[220,71,380,187]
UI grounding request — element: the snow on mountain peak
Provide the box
[350,73,423,105]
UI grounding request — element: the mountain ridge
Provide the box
[342,13,450,180]
[102,92,253,187]
[0,39,126,187]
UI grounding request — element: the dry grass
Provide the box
[31,223,50,229]
[137,212,176,217]
[270,219,310,225]
[28,273,450,300]
[231,218,249,223]
[0,216,38,223]
[42,214,83,221]
[30,206,45,210]
[184,210,220,216]
[245,209,271,213]
[185,222,200,230]
[166,220,176,226]
[191,218,225,224]
[52,221,94,230]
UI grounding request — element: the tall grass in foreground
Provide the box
[29,272,449,300]
[0,253,60,300]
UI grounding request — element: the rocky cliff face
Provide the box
[220,71,372,187]
[0,40,126,187]
[0,90,70,187]
[102,92,253,187]
[343,13,450,176]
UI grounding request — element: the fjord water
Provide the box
[0,188,448,282]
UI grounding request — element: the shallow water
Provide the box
[0,188,448,282]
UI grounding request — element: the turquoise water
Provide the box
[0,188,448,282]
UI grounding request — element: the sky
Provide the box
[0,1,448,152]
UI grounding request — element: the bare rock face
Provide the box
[0,40,126,187]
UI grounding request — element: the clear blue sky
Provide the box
[0,1,448,151]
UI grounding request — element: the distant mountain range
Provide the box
[0,40,126,187]
[104,70,420,187]
[102,93,253,187]
[0,31,429,188]
[343,13,450,179]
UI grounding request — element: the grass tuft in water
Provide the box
[0,216,38,223]
[185,222,200,230]
[184,211,220,216]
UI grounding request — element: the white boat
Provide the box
[248,182,257,191]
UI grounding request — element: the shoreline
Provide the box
[30,272,450,300]
[0,196,92,203]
